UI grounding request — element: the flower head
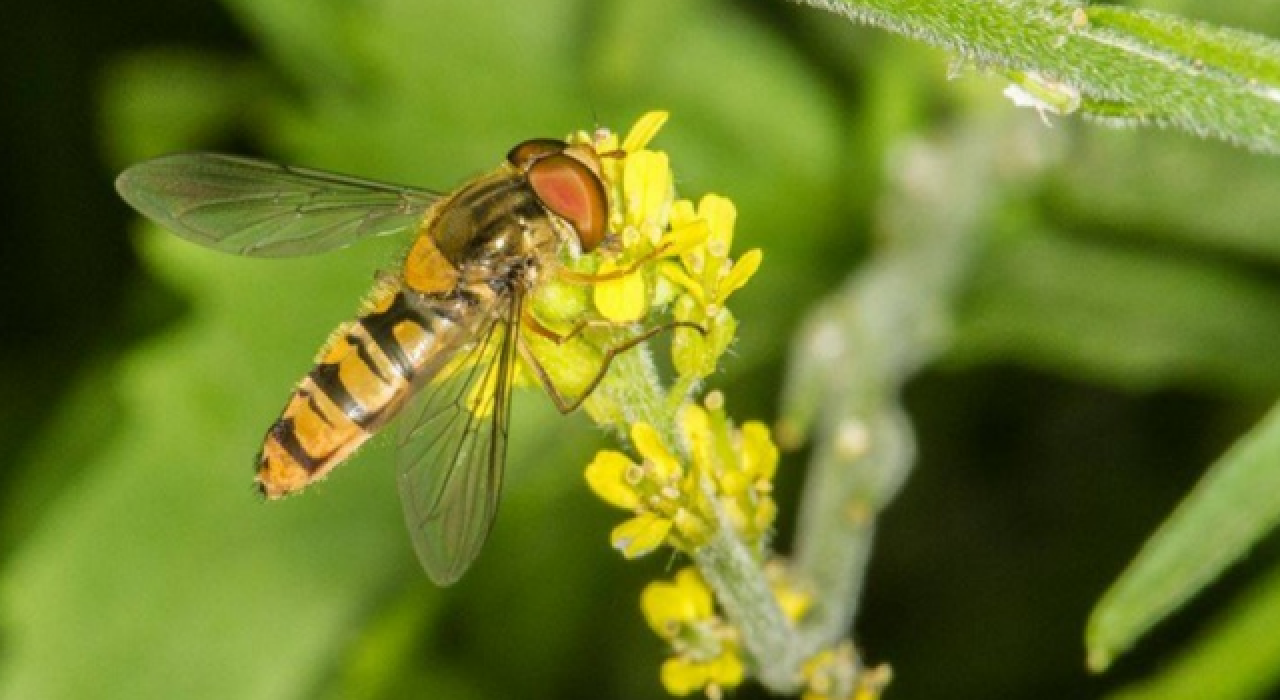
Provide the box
[642,568,745,698]
[682,393,782,544]
[801,642,891,700]
[661,196,761,380]
[585,422,712,557]
[582,111,712,324]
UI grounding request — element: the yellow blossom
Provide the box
[674,395,782,542]
[661,655,744,697]
[592,257,649,322]
[666,195,762,310]
[801,643,888,700]
[589,111,678,323]
[765,559,814,624]
[641,568,714,636]
[611,512,673,559]
[641,568,746,698]
[622,110,669,154]
[584,422,710,556]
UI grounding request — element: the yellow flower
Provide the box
[584,423,710,557]
[664,195,762,311]
[677,394,782,542]
[800,643,890,700]
[641,568,746,698]
[587,112,712,323]
[765,559,813,624]
[661,655,744,697]
[641,568,714,636]
[658,195,761,380]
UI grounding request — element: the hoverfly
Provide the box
[117,135,625,584]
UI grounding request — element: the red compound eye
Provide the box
[526,153,607,252]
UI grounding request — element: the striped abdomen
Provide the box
[255,279,474,499]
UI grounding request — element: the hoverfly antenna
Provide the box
[584,103,616,150]
[588,102,601,131]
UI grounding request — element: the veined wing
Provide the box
[115,153,441,257]
[395,292,522,585]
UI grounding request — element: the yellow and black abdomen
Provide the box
[255,279,470,499]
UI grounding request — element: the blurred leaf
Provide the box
[1050,129,1280,265]
[1105,559,1280,700]
[952,232,1280,394]
[322,582,440,700]
[1087,400,1280,671]
[0,230,416,700]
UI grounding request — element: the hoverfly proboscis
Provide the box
[116,135,628,585]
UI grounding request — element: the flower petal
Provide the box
[611,513,673,559]
[593,258,648,322]
[641,578,700,634]
[741,419,779,482]
[659,219,710,257]
[660,658,710,696]
[669,198,698,229]
[632,422,681,481]
[622,110,669,154]
[708,652,745,687]
[585,451,641,510]
[674,568,714,618]
[679,403,716,477]
[623,150,673,232]
[698,194,738,253]
[659,262,706,307]
[716,248,762,305]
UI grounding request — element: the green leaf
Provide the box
[1050,129,1280,265]
[1105,560,1280,700]
[953,233,1280,394]
[1087,400,1280,671]
[796,0,1280,153]
[0,231,415,700]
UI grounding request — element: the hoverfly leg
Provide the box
[520,320,706,415]
[524,313,629,346]
[556,243,672,285]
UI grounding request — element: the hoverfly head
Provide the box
[509,138,608,253]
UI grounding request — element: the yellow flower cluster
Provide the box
[574,112,819,699]
[664,197,760,380]
[585,112,759,376]
[641,568,744,698]
[585,419,711,558]
[584,392,781,557]
[576,111,777,561]
[799,643,891,700]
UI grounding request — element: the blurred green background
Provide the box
[3,0,1280,698]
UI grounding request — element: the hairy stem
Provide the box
[782,112,1049,658]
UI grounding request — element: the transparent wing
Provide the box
[395,293,522,585]
[115,153,441,257]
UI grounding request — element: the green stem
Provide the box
[782,113,1044,660]
[694,479,801,692]
[795,0,1280,153]
[584,329,669,443]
